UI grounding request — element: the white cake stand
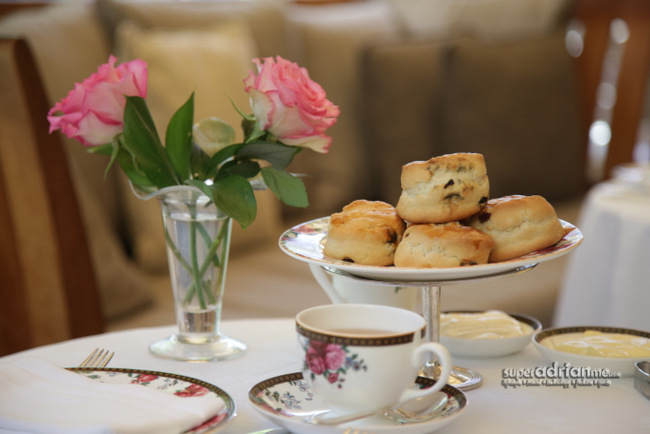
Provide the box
[279,217,583,391]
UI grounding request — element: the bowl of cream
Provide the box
[533,326,650,377]
[440,310,541,358]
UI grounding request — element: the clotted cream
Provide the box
[440,310,533,339]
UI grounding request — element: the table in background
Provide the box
[554,180,650,331]
[0,318,647,433]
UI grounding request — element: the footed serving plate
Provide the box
[279,217,582,283]
[248,372,467,433]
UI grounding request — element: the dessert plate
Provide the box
[248,372,467,433]
[68,367,235,433]
[533,326,650,377]
[279,217,582,282]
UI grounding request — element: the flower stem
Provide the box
[188,205,207,310]
[179,210,229,307]
[163,228,193,274]
[199,216,230,278]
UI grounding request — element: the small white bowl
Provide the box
[533,326,650,377]
[634,361,650,400]
[439,311,541,358]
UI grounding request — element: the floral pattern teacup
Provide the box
[296,304,452,416]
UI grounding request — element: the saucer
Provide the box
[248,372,467,433]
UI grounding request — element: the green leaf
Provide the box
[230,98,255,122]
[236,142,300,170]
[186,179,214,200]
[122,96,179,188]
[211,176,256,229]
[192,117,236,158]
[116,146,156,190]
[189,144,211,180]
[240,115,267,143]
[240,117,257,141]
[98,138,122,180]
[88,142,113,156]
[204,143,244,178]
[221,160,260,179]
[165,93,194,181]
[261,166,308,208]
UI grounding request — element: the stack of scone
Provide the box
[324,152,565,268]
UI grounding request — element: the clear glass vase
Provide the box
[136,185,246,361]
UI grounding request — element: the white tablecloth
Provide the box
[554,181,650,331]
[1,318,648,433]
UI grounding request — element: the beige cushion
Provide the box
[361,39,448,205]
[97,0,290,58]
[115,19,283,272]
[442,31,584,201]
[361,29,584,206]
[386,0,571,40]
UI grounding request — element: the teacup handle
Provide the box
[397,342,452,404]
[309,263,345,304]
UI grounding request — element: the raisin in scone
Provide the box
[323,200,406,266]
[464,195,564,262]
[393,222,494,268]
[396,153,490,224]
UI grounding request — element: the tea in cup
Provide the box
[296,304,452,418]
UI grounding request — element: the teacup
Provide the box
[296,304,452,417]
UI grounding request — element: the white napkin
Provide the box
[0,358,225,434]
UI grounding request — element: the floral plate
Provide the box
[68,367,235,433]
[248,372,467,433]
[279,217,583,283]
[532,326,650,377]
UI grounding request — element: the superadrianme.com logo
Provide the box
[502,362,621,389]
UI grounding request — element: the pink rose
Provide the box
[243,56,339,153]
[309,340,328,353]
[175,383,209,397]
[306,345,326,375]
[323,344,346,371]
[48,55,147,147]
[131,374,158,384]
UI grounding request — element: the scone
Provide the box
[393,222,494,268]
[323,200,406,266]
[396,153,490,224]
[464,195,564,262]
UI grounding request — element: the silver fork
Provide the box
[79,348,114,368]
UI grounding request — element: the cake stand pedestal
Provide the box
[319,263,538,391]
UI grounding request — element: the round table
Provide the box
[1,318,648,433]
[554,180,650,331]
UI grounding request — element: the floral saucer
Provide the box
[248,372,467,433]
[69,367,235,433]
